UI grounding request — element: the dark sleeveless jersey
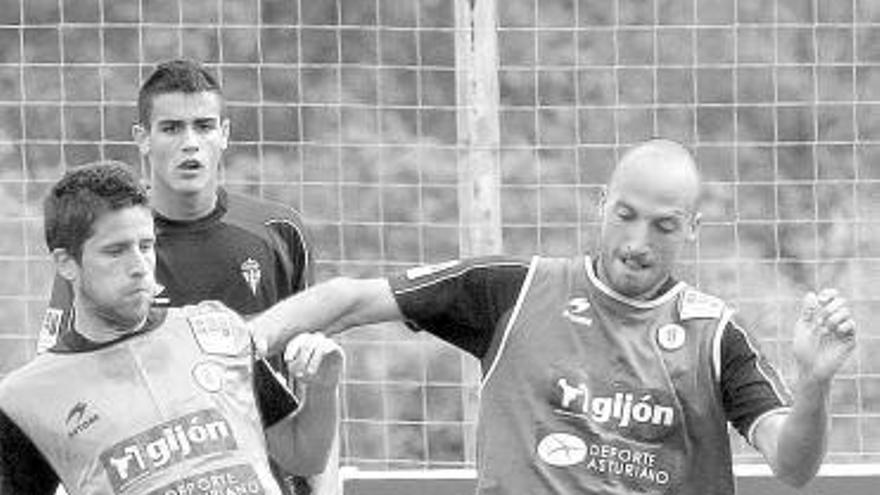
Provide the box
[390,255,792,495]
[0,302,286,495]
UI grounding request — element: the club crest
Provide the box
[240,258,261,296]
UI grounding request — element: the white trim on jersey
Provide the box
[728,321,792,404]
[393,259,530,296]
[265,217,312,289]
[481,256,539,388]
[583,256,687,308]
[725,320,793,446]
[746,406,792,447]
[712,307,735,383]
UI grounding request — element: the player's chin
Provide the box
[171,178,211,194]
[611,270,657,298]
[120,296,152,321]
[107,307,150,332]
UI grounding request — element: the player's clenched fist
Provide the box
[792,288,857,383]
[284,333,345,388]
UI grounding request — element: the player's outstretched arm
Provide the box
[752,289,856,488]
[265,333,344,475]
[252,277,403,357]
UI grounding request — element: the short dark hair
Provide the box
[44,161,149,262]
[137,59,224,126]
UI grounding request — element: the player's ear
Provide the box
[686,211,702,241]
[597,186,608,219]
[220,117,230,151]
[52,248,79,282]
[132,123,150,156]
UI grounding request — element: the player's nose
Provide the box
[624,220,651,253]
[127,249,151,276]
[180,124,200,150]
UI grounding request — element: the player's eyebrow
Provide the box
[154,116,218,125]
[615,197,690,219]
[99,239,133,251]
[154,117,183,126]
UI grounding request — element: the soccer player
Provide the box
[39,59,337,494]
[0,162,342,494]
[250,139,857,494]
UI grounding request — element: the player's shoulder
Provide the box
[224,188,305,226]
[392,256,530,299]
[176,300,243,325]
[676,286,730,321]
[401,255,530,282]
[223,189,310,251]
[0,354,59,402]
[535,254,583,271]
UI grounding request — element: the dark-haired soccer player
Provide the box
[39,59,336,494]
[0,162,341,494]
[246,139,857,494]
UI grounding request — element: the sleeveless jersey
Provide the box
[477,256,735,495]
[0,302,282,495]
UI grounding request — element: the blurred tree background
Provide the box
[0,0,879,468]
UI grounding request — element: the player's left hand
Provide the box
[792,288,856,383]
[284,332,344,388]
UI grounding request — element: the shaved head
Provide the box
[596,138,702,299]
[609,139,701,214]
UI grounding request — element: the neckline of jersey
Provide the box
[584,256,685,309]
[153,188,228,232]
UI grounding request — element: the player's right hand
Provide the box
[283,332,344,389]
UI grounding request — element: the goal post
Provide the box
[456,0,503,258]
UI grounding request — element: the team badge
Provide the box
[188,307,248,357]
[240,258,261,296]
[656,324,686,351]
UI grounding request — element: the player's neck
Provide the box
[151,185,218,221]
[72,306,147,344]
[594,256,671,301]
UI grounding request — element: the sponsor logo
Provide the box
[679,289,724,320]
[41,308,64,338]
[147,464,266,495]
[556,378,675,430]
[100,409,237,493]
[656,324,686,351]
[535,432,674,487]
[66,401,100,438]
[562,297,593,326]
[537,432,587,466]
[37,308,65,354]
[240,258,262,297]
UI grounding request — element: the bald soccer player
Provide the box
[248,138,857,495]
